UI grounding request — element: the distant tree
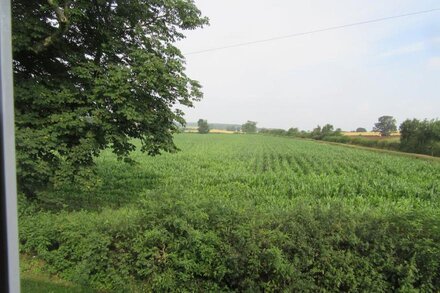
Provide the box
[287,127,299,136]
[242,121,257,133]
[258,128,288,136]
[400,119,440,156]
[356,127,367,132]
[271,129,287,135]
[197,119,210,134]
[299,130,310,138]
[310,124,340,140]
[321,124,334,136]
[226,125,240,132]
[311,125,322,139]
[373,116,397,136]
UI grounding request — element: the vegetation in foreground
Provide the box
[20,255,94,293]
[19,134,440,291]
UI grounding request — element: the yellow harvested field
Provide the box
[209,129,236,134]
[342,131,400,137]
[184,128,237,134]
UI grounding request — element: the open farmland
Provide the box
[20,134,440,292]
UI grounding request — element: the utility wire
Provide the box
[184,8,440,56]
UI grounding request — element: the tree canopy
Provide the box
[400,119,440,156]
[12,0,208,196]
[197,119,209,134]
[310,124,341,140]
[241,121,257,134]
[373,116,397,137]
[287,127,299,136]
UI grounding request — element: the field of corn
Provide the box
[20,134,440,292]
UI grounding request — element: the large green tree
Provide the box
[12,0,208,197]
[400,119,440,156]
[373,116,397,137]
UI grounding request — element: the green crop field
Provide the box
[20,134,440,292]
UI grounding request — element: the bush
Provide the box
[322,136,351,144]
[350,137,377,148]
[400,119,440,156]
[374,140,399,151]
[19,194,440,292]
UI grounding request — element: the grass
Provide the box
[21,278,94,293]
[20,255,95,292]
[19,134,440,291]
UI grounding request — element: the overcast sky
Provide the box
[177,0,440,130]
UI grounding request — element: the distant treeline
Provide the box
[259,119,440,157]
[186,122,242,131]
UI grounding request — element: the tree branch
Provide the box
[32,0,71,54]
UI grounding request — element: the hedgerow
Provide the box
[20,194,440,292]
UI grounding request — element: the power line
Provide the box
[184,8,440,56]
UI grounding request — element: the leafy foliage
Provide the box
[197,119,210,134]
[259,128,286,135]
[310,124,341,140]
[400,119,440,156]
[287,127,300,136]
[356,127,367,132]
[373,116,397,137]
[241,121,257,133]
[12,0,208,197]
[20,199,440,292]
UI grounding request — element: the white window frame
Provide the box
[0,0,21,291]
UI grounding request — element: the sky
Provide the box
[176,0,440,130]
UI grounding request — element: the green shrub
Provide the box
[19,196,440,292]
[322,136,351,143]
[400,119,440,156]
[350,137,377,147]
